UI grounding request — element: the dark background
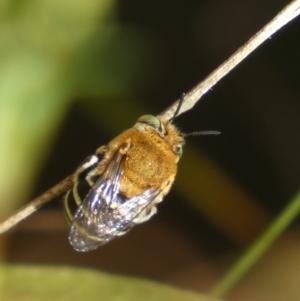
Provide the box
[5,0,300,300]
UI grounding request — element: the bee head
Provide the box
[135,115,185,159]
[135,92,185,137]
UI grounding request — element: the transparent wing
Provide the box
[69,149,162,252]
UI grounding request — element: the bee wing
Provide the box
[69,149,162,252]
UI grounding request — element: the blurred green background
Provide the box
[1,0,300,300]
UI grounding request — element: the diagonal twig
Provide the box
[1,0,300,235]
[0,175,74,234]
[160,0,300,120]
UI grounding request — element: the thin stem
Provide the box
[160,0,300,120]
[0,174,74,234]
[1,0,300,236]
[211,190,300,298]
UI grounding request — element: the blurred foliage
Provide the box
[1,265,224,301]
[0,0,152,216]
[1,1,300,300]
[211,190,300,297]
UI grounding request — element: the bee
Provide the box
[63,97,218,252]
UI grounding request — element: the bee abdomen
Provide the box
[64,155,100,223]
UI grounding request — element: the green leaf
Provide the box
[2,265,223,301]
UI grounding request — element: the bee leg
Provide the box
[133,206,157,224]
[95,145,108,156]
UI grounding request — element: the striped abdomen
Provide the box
[64,155,101,223]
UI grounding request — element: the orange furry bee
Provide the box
[64,98,218,251]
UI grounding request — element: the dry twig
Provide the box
[160,0,300,120]
[0,175,74,234]
[1,0,300,234]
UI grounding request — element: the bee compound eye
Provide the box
[137,115,161,130]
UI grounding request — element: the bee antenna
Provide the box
[170,93,185,121]
[184,130,221,137]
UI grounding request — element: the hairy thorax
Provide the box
[107,128,178,198]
